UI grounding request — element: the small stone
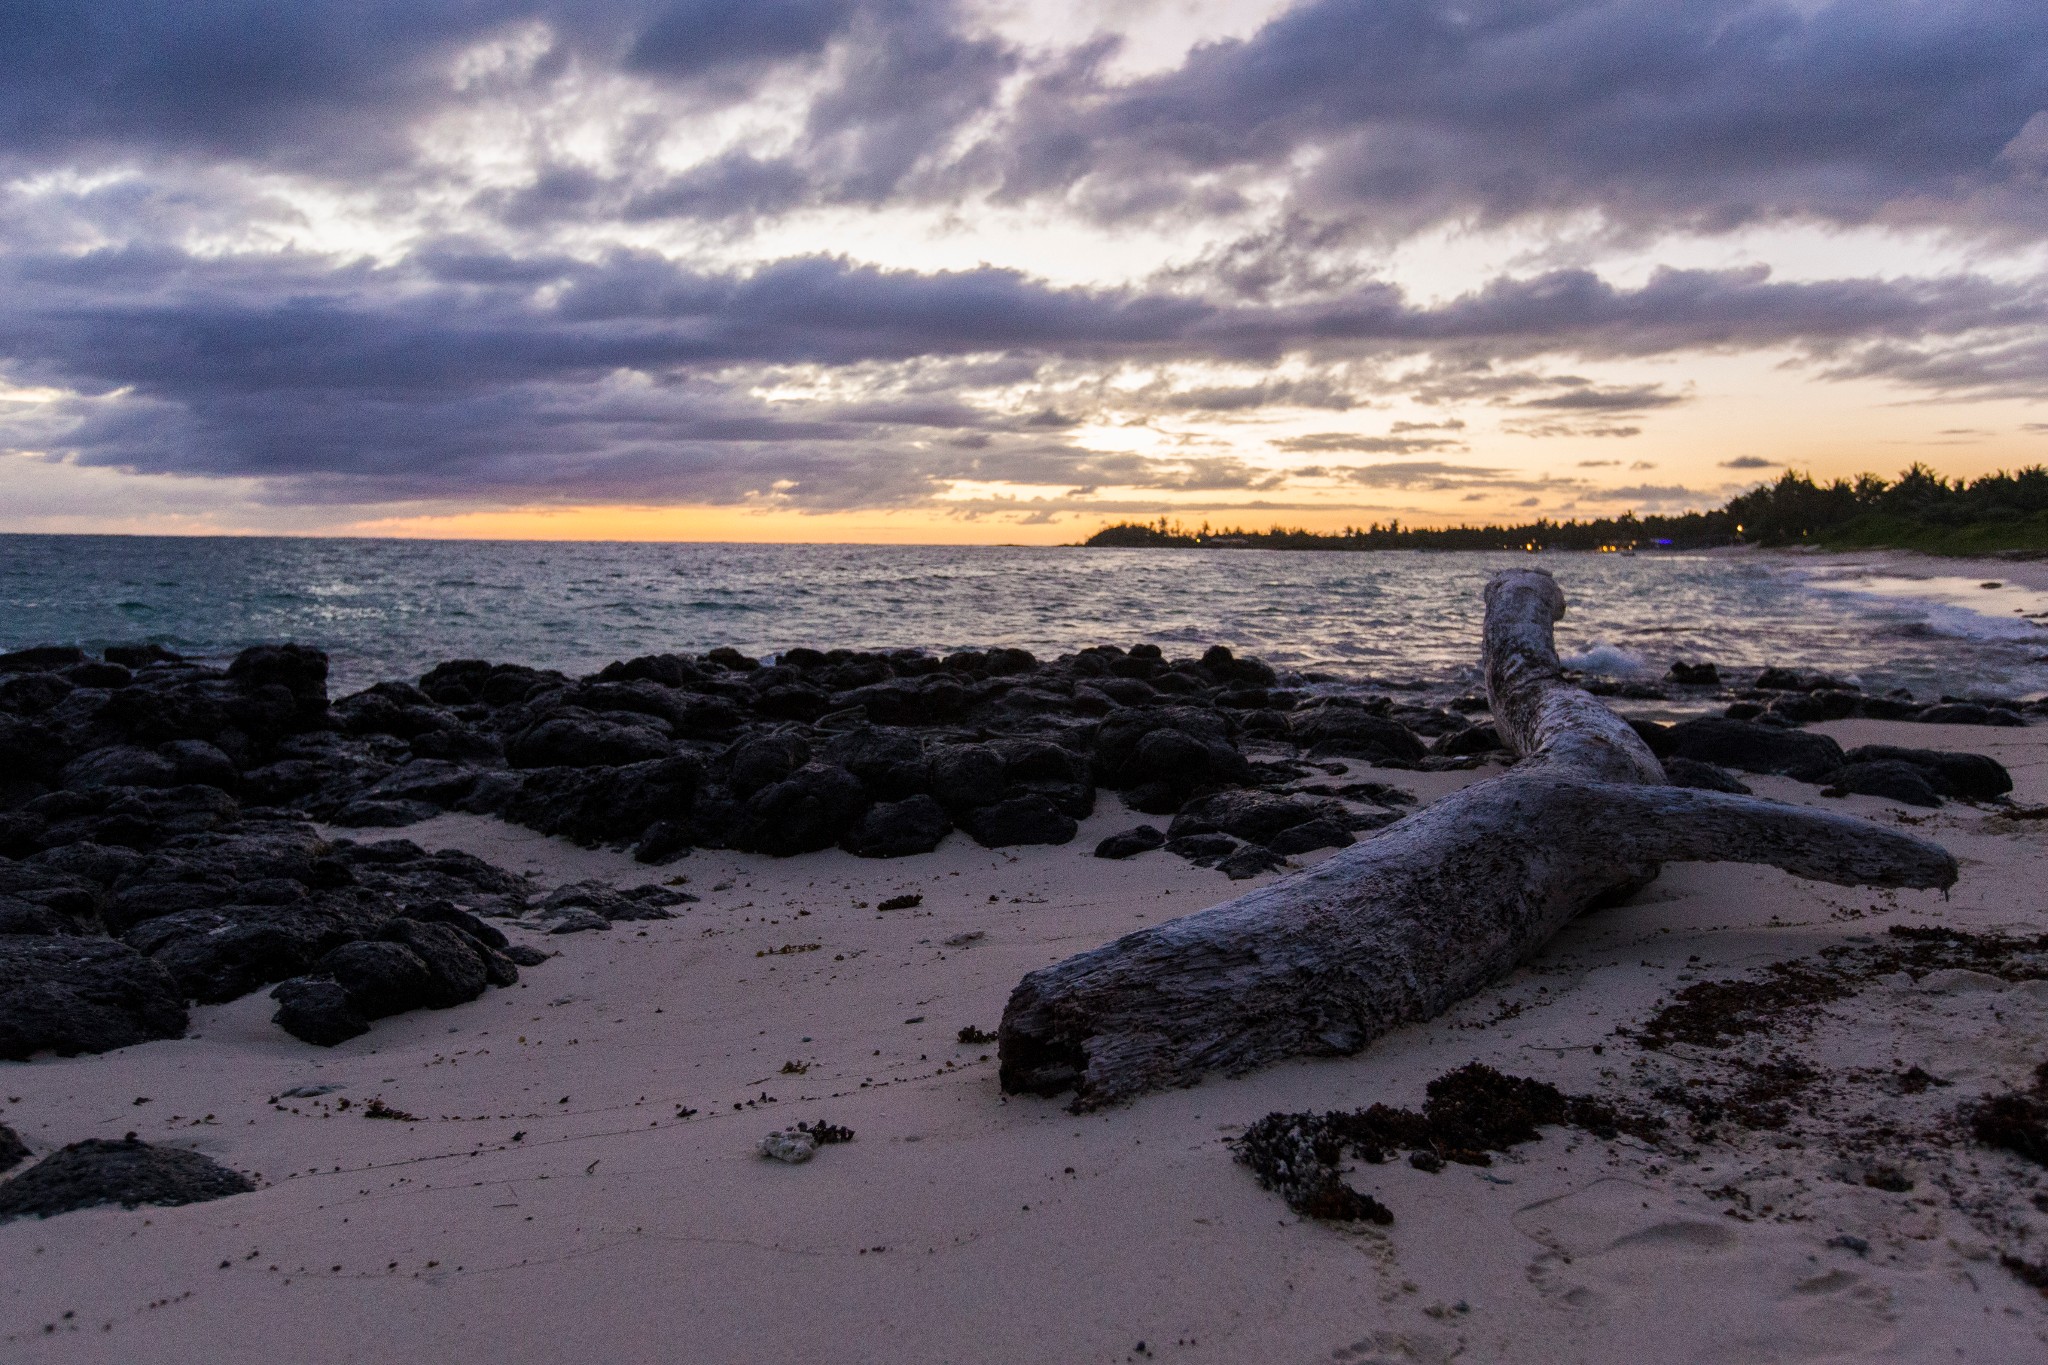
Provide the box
[758,1129,819,1164]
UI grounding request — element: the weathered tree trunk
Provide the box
[999,569,1957,1110]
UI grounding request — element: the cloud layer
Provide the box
[0,1,2043,522]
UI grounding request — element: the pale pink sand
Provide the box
[3,721,2045,1363]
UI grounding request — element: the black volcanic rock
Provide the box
[961,795,1076,848]
[1838,745,2011,801]
[1915,702,2025,727]
[507,714,672,769]
[0,1121,26,1174]
[732,763,869,855]
[0,936,187,1060]
[928,744,1005,811]
[1094,825,1165,859]
[270,976,369,1045]
[1169,790,1340,846]
[1288,704,1427,764]
[0,646,88,674]
[1662,757,1752,794]
[0,1135,253,1222]
[842,795,952,858]
[1267,818,1355,855]
[1656,717,1846,781]
[318,939,438,1019]
[1822,760,1944,807]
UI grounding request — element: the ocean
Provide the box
[2,534,2044,700]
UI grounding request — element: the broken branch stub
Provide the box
[998,568,1957,1111]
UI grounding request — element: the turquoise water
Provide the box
[1,535,2043,699]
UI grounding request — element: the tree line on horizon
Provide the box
[1081,464,2048,555]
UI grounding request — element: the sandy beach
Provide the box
[3,712,2043,1364]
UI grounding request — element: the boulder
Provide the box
[1657,717,1846,781]
[989,737,1089,785]
[0,645,87,673]
[1168,790,1337,846]
[227,643,328,702]
[928,745,1006,811]
[318,940,437,1019]
[270,977,369,1046]
[0,1136,253,1223]
[0,671,72,715]
[329,797,440,828]
[129,903,376,1004]
[1094,708,1252,805]
[1822,761,1943,808]
[537,881,692,923]
[363,758,480,806]
[59,745,179,791]
[0,1120,25,1174]
[961,795,1076,848]
[1914,703,2025,727]
[1435,723,1503,757]
[1839,745,2012,801]
[506,715,671,769]
[1200,644,1278,689]
[822,729,929,800]
[1266,819,1355,855]
[842,796,952,858]
[1767,689,1860,723]
[1662,757,1752,795]
[1094,826,1165,860]
[481,755,701,848]
[0,897,75,936]
[1219,846,1286,880]
[0,936,187,1060]
[1288,706,1427,764]
[377,918,491,1007]
[158,739,238,790]
[732,763,870,856]
[726,733,811,795]
[1667,661,1720,686]
[1164,832,1239,866]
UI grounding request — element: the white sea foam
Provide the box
[1562,643,1652,675]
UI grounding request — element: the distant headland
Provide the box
[1083,465,2048,556]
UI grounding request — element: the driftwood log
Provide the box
[999,568,1958,1110]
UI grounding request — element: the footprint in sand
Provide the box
[1326,1329,1461,1364]
[1511,1179,1896,1361]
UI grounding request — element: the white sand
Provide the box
[4,720,2046,1362]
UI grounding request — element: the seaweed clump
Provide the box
[1634,926,2048,1052]
[1236,1064,1652,1223]
[794,1118,855,1145]
[1967,1061,2048,1167]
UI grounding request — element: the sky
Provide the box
[0,0,2044,544]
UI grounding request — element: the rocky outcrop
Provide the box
[0,1135,253,1222]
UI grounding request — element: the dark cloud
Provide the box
[1721,455,1778,468]
[993,0,2048,239]
[624,0,858,79]
[0,1,545,171]
[3,240,2043,509]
